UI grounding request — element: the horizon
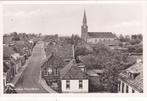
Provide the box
[3,3,144,36]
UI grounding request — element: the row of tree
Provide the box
[119,34,142,45]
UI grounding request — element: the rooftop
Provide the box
[88,32,116,38]
[119,61,143,92]
[12,41,31,55]
[41,53,64,69]
[60,60,88,80]
[3,45,16,59]
[87,69,104,77]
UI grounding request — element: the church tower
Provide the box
[81,10,88,41]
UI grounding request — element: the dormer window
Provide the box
[78,65,86,72]
[128,71,140,79]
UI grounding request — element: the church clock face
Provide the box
[83,26,87,28]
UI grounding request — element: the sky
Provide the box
[3,2,145,36]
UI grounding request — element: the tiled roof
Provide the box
[3,36,12,44]
[41,53,64,69]
[88,32,116,38]
[3,45,16,59]
[15,40,31,49]
[12,41,31,55]
[119,61,143,92]
[11,53,20,60]
[60,60,74,79]
[60,60,88,80]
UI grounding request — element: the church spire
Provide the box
[83,9,87,25]
[81,9,88,41]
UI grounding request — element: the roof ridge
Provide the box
[62,65,74,79]
[60,59,74,79]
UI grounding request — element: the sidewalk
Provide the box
[39,77,57,93]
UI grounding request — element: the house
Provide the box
[77,54,106,92]
[77,62,86,72]
[42,39,75,91]
[10,40,32,66]
[118,56,143,93]
[41,53,65,91]
[60,60,89,93]
[81,10,116,44]
[14,41,32,58]
[10,53,22,74]
[3,45,16,88]
[3,61,15,88]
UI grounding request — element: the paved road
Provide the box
[15,42,48,93]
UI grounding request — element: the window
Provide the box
[79,80,83,89]
[126,85,129,93]
[55,68,58,76]
[48,68,52,74]
[132,89,135,93]
[118,81,121,91]
[122,83,124,93]
[66,80,70,89]
[44,70,48,76]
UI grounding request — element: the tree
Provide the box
[119,34,125,42]
[71,34,82,45]
[92,43,130,92]
[80,55,98,69]
[75,46,90,56]
[127,43,143,54]
[11,32,20,41]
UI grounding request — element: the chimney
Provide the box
[72,45,75,60]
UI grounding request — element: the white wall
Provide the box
[87,38,114,44]
[3,76,6,87]
[61,79,89,93]
[118,79,139,93]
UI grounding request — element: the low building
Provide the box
[41,53,65,91]
[3,45,16,89]
[10,53,22,74]
[41,53,64,82]
[3,61,15,88]
[118,57,143,93]
[60,60,89,93]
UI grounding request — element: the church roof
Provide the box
[88,32,116,38]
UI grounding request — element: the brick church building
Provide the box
[81,10,116,44]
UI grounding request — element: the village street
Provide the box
[15,41,48,93]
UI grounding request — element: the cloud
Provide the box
[4,9,44,18]
[113,21,141,28]
[110,21,143,35]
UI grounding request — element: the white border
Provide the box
[0,0,147,100]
